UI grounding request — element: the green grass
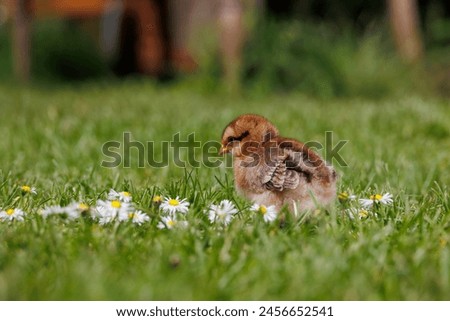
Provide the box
[0,80,449,300]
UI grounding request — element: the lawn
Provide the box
[0,80,449,300]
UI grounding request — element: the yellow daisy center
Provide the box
[21,185,31,193]
[168,199,179,206]
[167,220,176,227]
[260,205,267,215]
[78,203,89,211]
[128,213,136,219]
[153,195,162,202]
[6,209,14,215]
[111,200,122,208]
[370,194,383,201]
[359,209,368,218]
[121,191,131,197]
[338,192,349,200]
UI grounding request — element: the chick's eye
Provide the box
[227,131,250,143]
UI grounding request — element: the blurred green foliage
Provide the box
[0,19,109,82]
[0,25,13,81]
[31,20,109,81]
[243,20,417,99]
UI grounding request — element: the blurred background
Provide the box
[0,0,449,98]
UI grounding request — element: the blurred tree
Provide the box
[387,0,424,63]
[115,0,198,78]
[168,0,198,73]
[218,0,245,93]
[12,0,31,82]
[115,0,169,77]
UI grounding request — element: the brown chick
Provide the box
[220,114,337,212]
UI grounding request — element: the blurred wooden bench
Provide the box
[21,0,110,17]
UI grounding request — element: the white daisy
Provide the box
[157,215,188,229]
[160,196,190,215]
[207,200,238,225]
[41,205,65,218]
[121,210,150,225]
[250,203,277,223]
[107,189,132,202]
[21,185,37,195]
[379,193,393,205]
[64,202,89,220]
[0,208,26,221]
[94,199,133,225]
[41,203,89,220]
[96,210,114,225]
[346,208,370,220]
[359,193,393,208]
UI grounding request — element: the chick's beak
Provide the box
[219,144,230,155]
